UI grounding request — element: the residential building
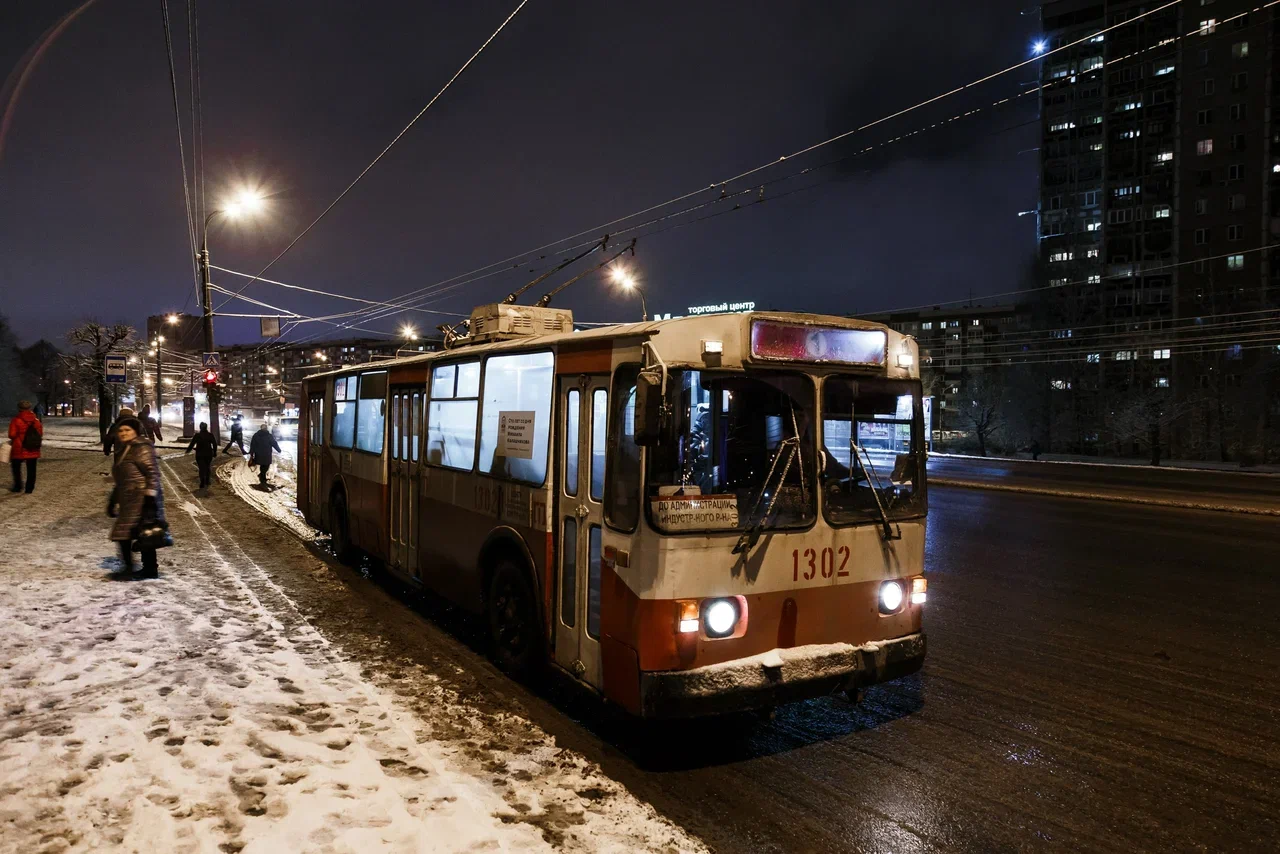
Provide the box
[1038,0,1280,460]
[863,305,1032,435]
[218,337,440,410]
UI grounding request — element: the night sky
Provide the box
[1,1,1040,348]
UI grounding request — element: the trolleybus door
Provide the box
[306,392,325,513]
[388,387,422,578]
[554,375,608,689]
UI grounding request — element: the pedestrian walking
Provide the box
[248,423,281,488]
[223,414,246,455]
[106,417,168,579]
[1029,440,1042,462]
[185,421,217,489]
[139,404,164,443]
[7,400,43,494]
[103,407,136,461]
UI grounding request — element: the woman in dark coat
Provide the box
[108,417,166,578]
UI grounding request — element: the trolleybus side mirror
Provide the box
[634,370,664,446]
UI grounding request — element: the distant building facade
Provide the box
[218,337,440,411]
[863,305,1033,435]
[1038,0,1280,460]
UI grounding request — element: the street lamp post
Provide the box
[611,266,648,321]
[198,190,265,443]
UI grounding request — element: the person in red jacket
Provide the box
[8,400,43,494]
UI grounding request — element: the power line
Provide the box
[215,0,532,312]
[323,0,1185,325]
[252,2,1269,358]
[159,0,201,306]
[210,265,468,317]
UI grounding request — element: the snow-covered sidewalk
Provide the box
[0,449,703,853]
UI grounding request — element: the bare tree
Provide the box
[65,322,138,436]
[956,373,1005,457]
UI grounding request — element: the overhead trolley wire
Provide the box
[214,0,532,313]
[275,0,1189,344]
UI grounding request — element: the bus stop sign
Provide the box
[104,354,127,384]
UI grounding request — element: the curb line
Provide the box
[929,478,1280,517]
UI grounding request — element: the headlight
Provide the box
[879,580,905,614]
[702,598,739,638]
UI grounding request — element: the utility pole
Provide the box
[199,238,221,444]
[154,340,163,414]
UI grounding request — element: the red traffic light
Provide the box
[203,370,218,385]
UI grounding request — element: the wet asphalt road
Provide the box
[927,454,1280,513]
[190,457,1279,853]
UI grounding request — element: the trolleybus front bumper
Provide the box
[637,632,925,718]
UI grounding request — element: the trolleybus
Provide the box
[298,303,927,717]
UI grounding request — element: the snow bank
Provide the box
[0,450,704,853]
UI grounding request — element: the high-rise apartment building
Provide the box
[1038,0,1279,460]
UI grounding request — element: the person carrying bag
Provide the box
[106,417,171,578]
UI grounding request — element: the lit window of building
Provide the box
[1196,139,1214,155]
[1154,348,1170,360]
[1227,254,1245,269]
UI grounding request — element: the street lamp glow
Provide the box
[401,324,418,340]
[166,314,180,325]
[610,266,635,289]
[1032,39,1048,55]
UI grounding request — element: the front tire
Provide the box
[487,559,539,677]
[330,491,356,565]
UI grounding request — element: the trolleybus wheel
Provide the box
[330,491,356,565]
[487,559,538,676]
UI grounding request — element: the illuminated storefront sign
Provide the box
[654,300,756,321]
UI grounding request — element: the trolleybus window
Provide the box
[564,390,580,497]
[479,352,554,485]
[605,365,642,531]
[308,395,324,445]
[355,371,388,455]
[647,371,816,533]
[560,518,577,628]
[332,376,357,449]
[590,389,608,501]
[821,376,926,525]
[426,361,480,470]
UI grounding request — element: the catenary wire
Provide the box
[214,0,532,313]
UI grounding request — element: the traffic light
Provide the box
[203,369,218,386]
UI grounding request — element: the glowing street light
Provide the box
[200,184,270,443]
[1032,39,1048,55]
[610,265,648,321]
[401,323,418,341]
[166,314,180,325]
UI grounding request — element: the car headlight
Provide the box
[879,580,905,614]
[702,598,740,638]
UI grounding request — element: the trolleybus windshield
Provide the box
[646,370,816,534]
[821,376,927,525]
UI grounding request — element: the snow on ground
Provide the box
[0,435,704,853]
[215,442,318,543]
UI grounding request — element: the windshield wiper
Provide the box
[733,402,807,554]
[851,429,901,541]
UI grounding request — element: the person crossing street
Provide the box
[223,414,246,456]
[185,421,218,489]
[248,422,281,488]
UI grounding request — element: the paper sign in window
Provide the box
[497,411,536,460]
[650,494,740,531]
